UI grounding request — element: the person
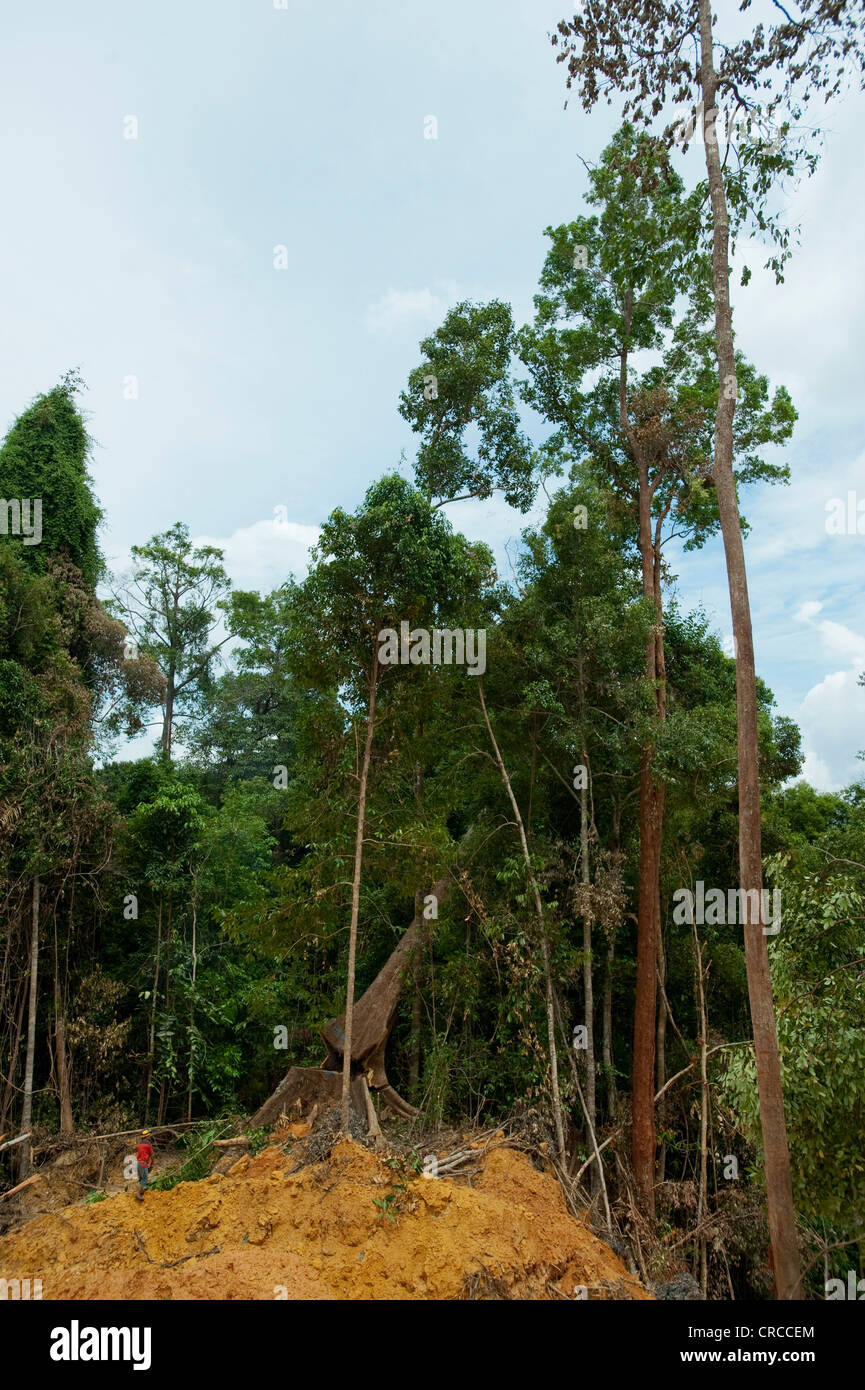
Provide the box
[136,1129,154,1201]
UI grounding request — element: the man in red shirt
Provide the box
[136,1129,154,1201]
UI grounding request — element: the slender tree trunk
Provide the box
[556,991,612,1232]
[478,683,565,1158]
[619,319,668,1216]
[408,892,424,1094]
[655,922,667,1185]
[0,972,28,1134]
[692,920,710,1298]
[187,897,198,1123]
[698,0,801,1300]
[162,669,175,757]
[340,651,379,1133]
[604,799,623,1122]
[528,711,539,835]
[19,876,40,1179]
[602,936,617,1120]
[53,918,73,1135]
[634,756,661,1214]
[145,898,163,1122]
[408,744,426,1095]
[631,454,663,1216]
[580,751,596,1138]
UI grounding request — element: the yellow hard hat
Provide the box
[141,1128,151,1136]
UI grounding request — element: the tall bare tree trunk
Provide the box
[698,0,801,1300]
[340,651,379,1133]
[478,683,565,1158]
[19,876,40,1179]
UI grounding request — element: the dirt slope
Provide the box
[0,1139,648,1300]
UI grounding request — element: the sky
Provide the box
[1,0,863,789]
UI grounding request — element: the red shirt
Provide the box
[137,1142,153,1167]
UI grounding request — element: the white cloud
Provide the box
[364,281,461,333]
[799,747,835,794]
[793,604,865,789]
[106,517,319,599]
[194,517,319,593]
[796,603,865,667]
[796,600,823,622]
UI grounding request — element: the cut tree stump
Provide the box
[249,1067,369,1129]
[252,875,453,1135]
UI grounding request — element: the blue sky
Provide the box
[1,0,863,788]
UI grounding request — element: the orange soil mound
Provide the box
[0,1140,648,1300]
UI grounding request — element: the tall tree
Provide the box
[0,376,156,1154]
[287,474,494,1130]
[399,299,536,511]
[519,124,794,1208]
[0,370,102,587]
[551,0,865,1298]
[109,523,230,758]
[188,584,301,788]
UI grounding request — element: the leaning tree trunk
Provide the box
[698,0,801,1300]
[340,648,379,1133]
[19,876,40,1179]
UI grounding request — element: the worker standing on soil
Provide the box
[136,1129,154,1201]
